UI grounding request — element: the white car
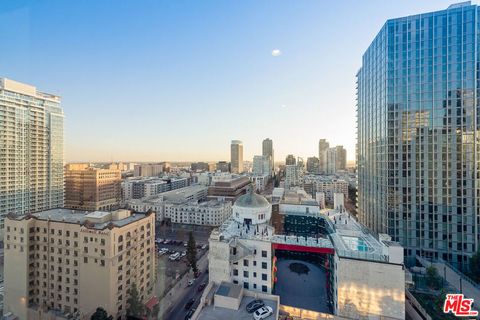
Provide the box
[187,279,195,286]
[169,252,180,261]
[253,306,273,320]
[201,244,207,250]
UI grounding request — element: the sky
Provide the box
[0,0,459,163]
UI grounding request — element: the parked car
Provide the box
[183,242,188,247]
[197,283,206,292]
[201,244,207,250]
[187,279,195,286]
[184,308,196,320]
[253,306,273,320]
[246,299,265,313]
[181,251,186,257]
[184,298,195,310]
[169,252,180,261]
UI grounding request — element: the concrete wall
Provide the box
[334,256,405,319]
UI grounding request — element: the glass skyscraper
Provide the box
[357,2,479,268]
[0,78,64,233]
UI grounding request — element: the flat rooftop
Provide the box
[215,282,242,299]
[323,209,389,262]
[10,209,149,230]
[216,216,275,242]
[197,295,277,320]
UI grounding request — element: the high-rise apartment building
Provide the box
[318,139,330,173]
[285,154,296,165]
[4,209,156,319]
[357,2,480,267]
[0,78,64,234]
[306,156,320,174]
[334,146,347,171]
[65,164,122,211]
[252,155,271,176]
[230,140,244,173]
[262,138,274,174]
[325,148,337,175]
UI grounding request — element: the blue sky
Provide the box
[0,0,458,162]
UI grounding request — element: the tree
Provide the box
[127,284,145,318]
[91,307,113,320]
[187,231,198,273]
[425,266,441,290]
[469,251,480,282]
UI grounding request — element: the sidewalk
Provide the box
[157,252,209,319]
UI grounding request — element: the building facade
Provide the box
[4,209,156,320]
[230,140,244,174]
[285,154,296,165]
[306,157,320,174]
[164,199,232,226]
[208,175,251,202]
[252,155,271,176]
[357,2,480,267]
[65,164,121,211]
[334,146,347,171]
[0,78,64,234]
[133,164,164,177]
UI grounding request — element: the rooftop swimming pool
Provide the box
[341,236,370,252]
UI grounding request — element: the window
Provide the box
[262,274,267,281]
[84,257,88,263]
[262,285,267,292]
[243,282,249,289]
[243,259,249,267]
[262,262,267,269]
[233,269,238,276]
[243,271,249,278]
[262,250,267,258]
[253,272,257,278]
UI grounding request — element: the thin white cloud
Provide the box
[272,49,282,57]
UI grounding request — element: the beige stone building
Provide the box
[65,164,121,211]
[4,209,156,320]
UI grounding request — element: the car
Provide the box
[197,283,206,292]
[187,279,195,286]
[253,306,273,320]
[184,308,196,320]
[184,298,195,310]
[183,242,188,247]
[201,244,207,250]
[169,252,180,261]
[246,299,265,313]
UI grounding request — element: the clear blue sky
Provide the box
[0,0,458,162]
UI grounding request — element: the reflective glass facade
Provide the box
[357,3,480,268]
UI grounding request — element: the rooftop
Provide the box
[216,216,274,242]
[9,208,150,230]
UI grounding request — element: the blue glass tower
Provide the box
[357,2,479,268]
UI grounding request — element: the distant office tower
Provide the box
[357,2,480,267]
[318,139,330,173]
[0,78,64,233]
[253,155,271,176]
[4,209,155,319]
[284,164,303,189]
[335,146,347,171]
[216,161,230,172]
[65,163,121,211]
[306,157,320,174]
[262,138,274,174]
[230,140,244,173]
[285,154,296,165]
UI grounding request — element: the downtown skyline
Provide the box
[0,0,459,163]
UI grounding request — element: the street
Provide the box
[162,270,209,320]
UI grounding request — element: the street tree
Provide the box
[187,231,198,273]
[127,283,145,318]
[91,307,113,320]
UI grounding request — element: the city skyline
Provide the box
[0,0,457,162]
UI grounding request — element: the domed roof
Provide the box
[234,190,270,208]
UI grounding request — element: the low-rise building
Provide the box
[164,199,232,226]
[208,175,250,202]
[4,209,155,320]
[122,176,190,201]
[303,175,348,203]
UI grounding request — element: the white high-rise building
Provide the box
[252,155,271,176]
[0,78,64,234]
[230,140,244,173]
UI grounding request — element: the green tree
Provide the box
[127,284,145,318]
[91,307,113,320]
[426,266,441,290]
[187,231,198,273]
[470,251,480,282]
